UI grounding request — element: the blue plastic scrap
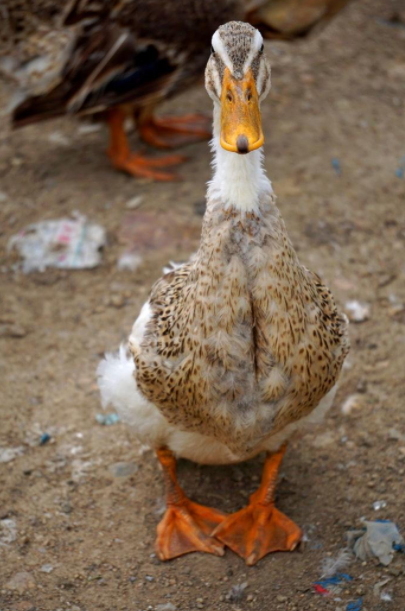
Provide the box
[346,599,363,611]
[315,573,353,588]
[39,433,51,445]
[331,158,341,175]
[96,412,120,425]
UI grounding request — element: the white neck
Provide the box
[208,104,272,213]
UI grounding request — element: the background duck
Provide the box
[6,0,352,180]
[97,21,350,566]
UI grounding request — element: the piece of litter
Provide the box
[380,592,392,602]
[346,599,363,611]
[341,395,365,416]
[348,521,404,566]
[48,131,70,146]
[0,446,24,463]
[8,214,106,273]
[373,500,387,511]
[109,462,138,477]
[117,252,143,272]
[125,195,144,210]
[373,577,391,598]
[313,583,330,596]
[320,549,353,579]
[345,300,370,323]
[0,518,17,547]
[39,433,51,445]
[40,564,54,573]
[77,123,101,135]
[96,412,120,426]
[331,158,341,175]
[315,573,353,589]
[226,582,249,602]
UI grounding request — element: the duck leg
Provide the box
[107,108,186,180]
[213,444,302,566]
[155,448,226,560]
[138,113,211,149]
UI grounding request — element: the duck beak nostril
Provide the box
[236,135,249,154]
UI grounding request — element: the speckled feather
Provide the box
[133,191,349,457]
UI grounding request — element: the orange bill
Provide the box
[220,67,264,154]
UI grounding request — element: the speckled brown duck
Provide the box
[97,21,350,565]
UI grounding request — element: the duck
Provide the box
[9,0,352,181]
[97,20,350,566]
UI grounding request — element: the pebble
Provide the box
[341,394,366,415]
[40,564,54,573]
[276,595,287,602]
[0,446,24,463]
[0,324,28,338]
[145,575,154,582]
[125,195,144,210]
[5,572,36,594]
[109,293,126,308]
[109,462,138,477]
[156,604,176,611]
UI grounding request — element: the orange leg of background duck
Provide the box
[213,443,302,566]
[138,113,211,149]
[107,108,186,180]
[155,448,226,560]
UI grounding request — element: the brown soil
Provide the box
[1,1,405,610]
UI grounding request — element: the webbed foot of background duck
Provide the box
[139,113,211,149]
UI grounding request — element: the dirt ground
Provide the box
[1,1,405,609]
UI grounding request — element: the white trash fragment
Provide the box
[345,300,370,323]
[381,592,392,602]
[117,252,143,272]
[348,521,404,566]
[0,447,24,463]
[0,519,17,547]
[8,214,106,273]
[373,500,387,511]
[77,123,101,135]
[125,195,144,210]
[341,394,365,415]
[320,548,352,578]
[48,131,70,146]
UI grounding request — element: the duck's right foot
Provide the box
[156,498,226,560]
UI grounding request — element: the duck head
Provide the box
[205,21,271,155]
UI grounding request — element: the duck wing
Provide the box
[12,21,181,127]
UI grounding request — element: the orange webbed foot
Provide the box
[213,444,302,565]
[139,113,211,149]
[213,503,302,566]
[156,498,226,561]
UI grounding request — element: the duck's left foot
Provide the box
[213,444,302,566]
[155,447,226,561]
[139,114,211,149]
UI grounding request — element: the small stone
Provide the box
[6,572,36,594]
[109,294,126,308]
[156,604,176,611]
[109,462,138,477]
[0,324,28,338]
[40,564,54,573]
[61,502,73,514]
[276,595,287,603]
[247,594,254,602]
